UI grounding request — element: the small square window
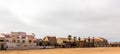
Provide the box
[29,40,32,43]
[17,40,20,43]
[22,40,25,43]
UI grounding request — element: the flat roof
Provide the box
[0,35,5,37]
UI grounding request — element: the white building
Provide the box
[2,32,37,49]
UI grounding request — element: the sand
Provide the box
[0,47,120,54]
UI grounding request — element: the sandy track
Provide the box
[0,47,120,54]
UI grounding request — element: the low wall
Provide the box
[7,46,55,50]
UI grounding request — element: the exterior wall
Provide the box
[57,38,68,45]
[3,32,37,49]
[76,41,86,47]
[0,35,7,50]
[94,38,108,47]
[27,35,37,46]
[57,38,63,45]
[44,37,49,41]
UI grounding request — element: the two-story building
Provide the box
[2,32,37,49]
[43,36,57,46]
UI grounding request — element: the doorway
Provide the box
[1,44,4,50]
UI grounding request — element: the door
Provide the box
[0,44,1,50]
[1,44,4,50]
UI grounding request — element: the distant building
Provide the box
[2,32,37,49]
[57,38,78,48]
[57,38,69,48]
[57,38,69,45]
[76,39,87,47]
[94,37,108,47]
[36,39,43,46]
[0,34,7,50]
[43,36,57,46]
[83,37,108,47]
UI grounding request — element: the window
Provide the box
[0,40,4,42]
[22,40,25,43]
[17,36,20,39]
[6,40,9,42]
[63,41,66,43]
[34,40,36,43]
[29,40,32,43]
[12,40,16,43]
[17,40,20,43]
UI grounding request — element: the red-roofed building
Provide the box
[43,36,57,46]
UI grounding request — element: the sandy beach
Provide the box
[0,47,120,54]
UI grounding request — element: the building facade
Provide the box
[2,32,37,49]
[43,36,57,46]
[0,34,7,50]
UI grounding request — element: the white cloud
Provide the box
[0,0,120,41]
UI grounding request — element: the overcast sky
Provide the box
[0,0,120,41]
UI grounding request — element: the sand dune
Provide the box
[0,47,120,54]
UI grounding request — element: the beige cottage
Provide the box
[57,38,69,45]
[43,36,57,46]
[94,37,108,47]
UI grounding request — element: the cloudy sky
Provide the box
[0,0,120,41]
